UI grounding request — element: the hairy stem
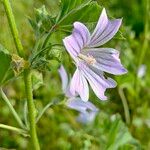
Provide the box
[0,88,26,129]
[24,69,40,150]
[2,0,40,149]
[2,0,24,57]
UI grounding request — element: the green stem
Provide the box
[36,101,53,123]
[2,0,24,57]
[0,123,28,136]
[2,0,40,149]
[135,0,149,96]
[0,88,26,129]
[24,69,40,150]
[138,0,149,67]
[118,87,130,125]
[24,101,29,129]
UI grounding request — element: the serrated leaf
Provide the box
[0,44,14,85]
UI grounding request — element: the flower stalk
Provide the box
[2,0,40,149]
[2,0,24,58]
[24,69,40,150]
[135,0,150,95]
[118,87,130,125]
[138,0,149,66]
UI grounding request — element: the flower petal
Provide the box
[83,48,127,75]
[78,62,116,100]
[66,97,98,113]
[89,8,122,47]
[70,68,89,102]
[90,8,109,44]
[58,65,68,92]
[63,35,80,60]
[73,22,91,47]
[63,22,90,60]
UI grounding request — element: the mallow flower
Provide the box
[63,8,127,101]
[59,65,98,123]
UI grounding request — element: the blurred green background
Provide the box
[0,0,150,149]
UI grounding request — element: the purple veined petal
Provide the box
[66,97,98,113]
[89,8,122,47]
[70,68,89,102]
[63,35,80,60]
[78,62,116,100]
[73,22,91,47]
[58,65,69,93]
[65,84,75,98]
[88,65,117,88]
[63,21,91,60]
[83,48,127,75]
[90,8,109,44]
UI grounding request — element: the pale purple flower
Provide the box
[67,98,98,124]
[58,65,98,123]
[63,8,127,101]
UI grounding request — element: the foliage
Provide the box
[0,44,14,85]
[0,0,149,149]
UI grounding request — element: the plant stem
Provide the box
[138,0,149,67]
[24,101,29,129]
[0,123,28,136]
[0,88,26,129]
[118,87,130,125]
[36,101,53,123]
[2,0,24,57]
[2,0,40,149]
[24,69,40,150]
[135,0,149,96]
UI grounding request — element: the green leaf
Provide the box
[56,0,102,31]
[28,5,55,37]
[32,70,44,90]
[48,47,63,62]
[56,0,91,22]
[0,44,14,85]
[106,114,141,150]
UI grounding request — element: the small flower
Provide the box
[63,8,127,101]
[67,98,98,124]
[58,65,98,123]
